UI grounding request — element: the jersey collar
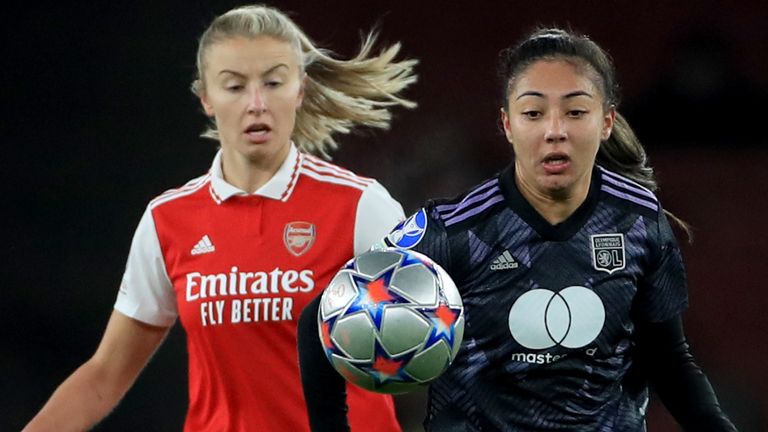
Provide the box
[209,143,302,204]
[498,163,602,241]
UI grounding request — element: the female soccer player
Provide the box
[298,27,738,431]
[24,4,415,431]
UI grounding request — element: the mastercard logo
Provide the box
[508,286,605,350]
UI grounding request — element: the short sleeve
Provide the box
[634,211,689,322]
[114,206,177,326]
[353,181,405,256]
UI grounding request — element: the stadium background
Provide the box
[4,1,767,430]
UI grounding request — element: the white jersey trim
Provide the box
[299,168,370,191]
[209,144,302,203]
[302,154,374,187]
[150,174,210,210]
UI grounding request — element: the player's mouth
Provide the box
[244,123,273,143]
[541,153,571,174]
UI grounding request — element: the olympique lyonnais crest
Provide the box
[284,222,316,256]
[590,234,625,274]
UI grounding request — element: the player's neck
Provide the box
[220,145,290,193]
[515,173,590,225]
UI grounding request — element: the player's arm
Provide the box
[298,295,351,432]
[353,180,405,255]
[297,182,404,431]
[635,316,737,432]
[23,310,169,432]
[636,211,737,430]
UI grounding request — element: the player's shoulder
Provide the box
[425,174,506,229]
[148,172,212,211]
[298,152,377,193]
[597,166,661,220]
[383,175,504,253]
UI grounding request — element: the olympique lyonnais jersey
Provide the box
[385,164,689,431]
[115,144,404,432]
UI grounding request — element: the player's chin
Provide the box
[239,142,277,161]
[540,177,576,197]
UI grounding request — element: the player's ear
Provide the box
[601,106,616,140]
[296,72,306,109]
[192,79,215,117]
[200,96,215,117]
[501,108,513,143]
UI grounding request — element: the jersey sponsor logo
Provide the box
[186,267,315,326]
[490,250,519,270]
[199,297,295,326]
[185,267,315,301]
[508,286,605,355]
[191,234,215,255]
[387,208,427,249]
[591,233,625,274]
[284,221,316,256]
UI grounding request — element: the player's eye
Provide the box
[522,110,542,120]
[567,110,587,118]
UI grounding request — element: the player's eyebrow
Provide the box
[217,64,290,78]
[516,90,594,100]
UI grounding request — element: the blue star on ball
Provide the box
[346,267,411,330]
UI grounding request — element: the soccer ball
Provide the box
[318,248,464,394]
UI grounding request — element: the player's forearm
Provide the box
[653,356,737,431]
[23,360,128,432]
[637,317,738,432]
[297,295,351,432]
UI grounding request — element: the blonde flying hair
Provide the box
[191,4,417,158]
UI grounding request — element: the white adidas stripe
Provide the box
[151,174,211,209]
[303,154,368,178]
[299,168,369,191]
[302,156,373,186]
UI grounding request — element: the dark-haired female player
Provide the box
[298,27,737,431]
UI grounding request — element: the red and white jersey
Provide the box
[115,144,404,432]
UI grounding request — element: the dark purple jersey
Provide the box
[384,165,688,431]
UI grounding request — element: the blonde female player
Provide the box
[24,4,415,431]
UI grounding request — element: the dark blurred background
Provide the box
[4,1,767,430]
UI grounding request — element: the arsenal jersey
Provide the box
[115,144,404,431]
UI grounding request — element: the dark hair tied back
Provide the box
[498,27,618,111]
[498,26,691,239]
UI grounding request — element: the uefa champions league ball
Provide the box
[318,248,464,394]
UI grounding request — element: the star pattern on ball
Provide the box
[419,302,462,350]
[356,338,417,388]
[320,318,336,353]
[398,250,438,275]
[346,267,412,330]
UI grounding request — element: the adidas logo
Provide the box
[191,235,215,255]
[490,250,518,270]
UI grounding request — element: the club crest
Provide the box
[591,234,625,274]
[284,222,316,256]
